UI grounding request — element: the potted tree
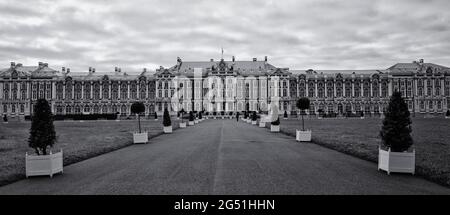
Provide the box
[177,111,180,120]
[3,114,7,123]
[360,111,365,119]
[445,110,450,119]
[213,111,217,119]
[251,111,257,125]
[378,91,415,175]
[296,98,311,142]
[246,111,251,123]
[229,112,233,119]
[179,108,186,128]
[163,108,172,133]
[154,112,158,121]
[270,105,280,132]
[283,110,288,119]
[26,99,63,178]
[198,111,203,122]
[131,102,148,144]
[188,111,195,126]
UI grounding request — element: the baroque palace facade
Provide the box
[1,57,450,118]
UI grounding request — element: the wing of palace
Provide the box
[1,57,449,118]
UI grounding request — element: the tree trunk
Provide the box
[301,113,305,131]
[138,114,141,133]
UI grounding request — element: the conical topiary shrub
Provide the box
[28,99,56,155]
[380,91,413,152]
[154,112,158,120]
[284,110,288,118]
[131,102,145,133]
[3,114,7,122]
[189,111,194,121]
[252,111,257,121]
[163,108,171,127]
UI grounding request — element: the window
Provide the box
[308,88,314,97]
[66,106,72,114]
[56,106,63,114]
[318,88,324,98]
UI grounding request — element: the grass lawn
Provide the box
[0,118,182,186]
[269,117,450,187]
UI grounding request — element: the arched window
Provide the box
[102,83,109,99]
[93,83,100,100]
[93,105,100,114]
[121,105,127,115]
[84,83,91,100]
[74,106,81,114]
[65,106,72,114]
[102,105,108,114]
[418,87,423,96]
[56,106,63,114]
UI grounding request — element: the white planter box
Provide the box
[194,119,199,124]
[179,122,186,128]
[154,119,159,121]
[360,117,365,119]
[446,116,450,119]
[188,121,194,126]
[270,125,280,132]
[296,130,312,142]
[229,116,232,119]
[259,121,266,127]
[378,147,415,175]
[163,126,172,133]
[133,132,148,144]
[251,120,257,125]
[26,150,63,178]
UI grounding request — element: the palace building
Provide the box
[1,58,450,119]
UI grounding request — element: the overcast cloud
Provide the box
[0,0,449,72]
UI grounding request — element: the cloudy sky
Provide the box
[1,0,449,72]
